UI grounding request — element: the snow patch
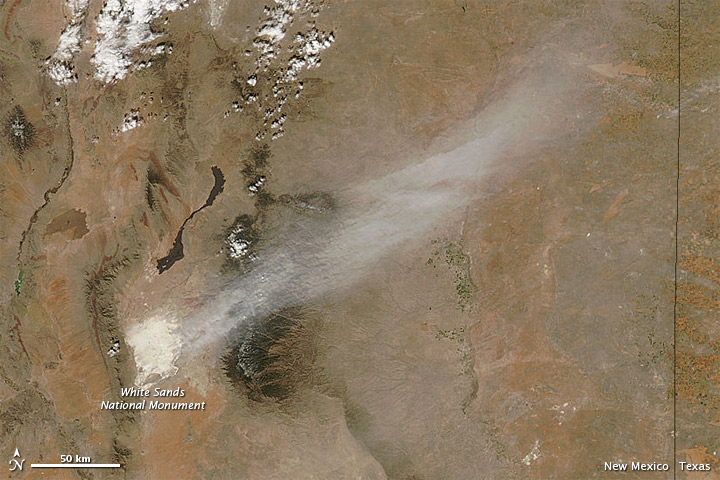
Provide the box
[208,0,228,28]
[119,109,143,133]
[45,0,195,84]
[44,1,88,86]
[253,0,309,65]
[66,0,90,17]
[226,225,252,259]
[92,0,193,83]
[239,0,334,141]
[521,440,541,466]
[284,28,334,81]
[247,175,266,194]
[107,340,120,357]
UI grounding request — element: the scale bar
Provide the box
[31,464,120,468]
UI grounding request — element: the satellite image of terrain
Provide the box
[0,0,717,478]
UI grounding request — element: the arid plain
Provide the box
[0,0,718,479]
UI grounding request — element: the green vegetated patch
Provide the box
[435,324,476,414]
[428,239,475,312]
[436,326,466,342]
[627,293,670,367]
[435,326,471,374]
[642,331,669,365]
[14,267,23,296]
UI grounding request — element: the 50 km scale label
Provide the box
[31,452,120,469]
[61,454,92,464]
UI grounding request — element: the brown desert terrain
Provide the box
[0,1,717,479]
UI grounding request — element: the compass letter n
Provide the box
[8,457,24,472]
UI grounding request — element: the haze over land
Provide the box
[132,70,587,385]
[0,1,717,479]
